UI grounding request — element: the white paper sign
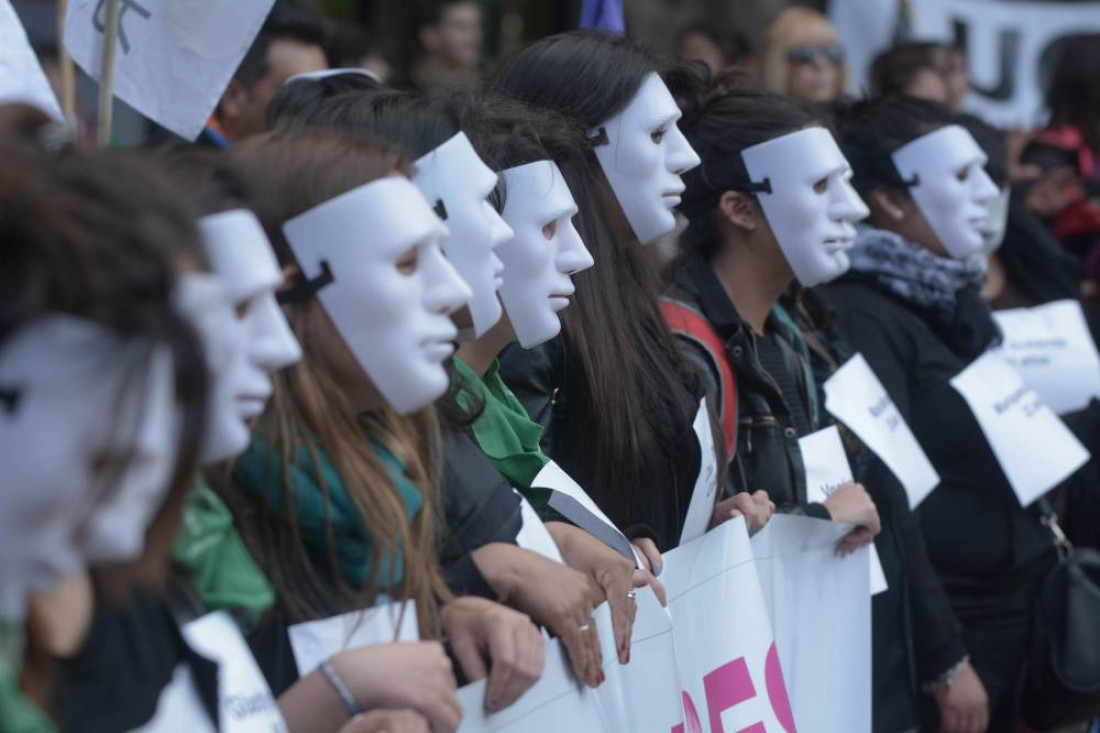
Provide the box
[751,514,872,733]
[824,354,940,509]
[534,460,639,564]
[951,351,1090,506]
[0,1,63,119]
[993,300,1100,416]
[288,601,418,678]
[798,426,888,596]
[514,493,565,563]
[662,518,796,733]
[133,664,217,732]
[182,612,287,733]
[62,0,276,139]
[680,399,720,546]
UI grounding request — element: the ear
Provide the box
[718,190,760,232]
[869,188,908,222]
[218,78,250,125]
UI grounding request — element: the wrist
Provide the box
[321,656,363,719]
[921,655,970,695]
[470,545,521,600]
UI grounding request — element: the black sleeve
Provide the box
[497,338,564,458]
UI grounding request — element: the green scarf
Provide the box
[233,435,422,591]
[0,620,55,733]
[171,477,274,631]
[453,357,552,511]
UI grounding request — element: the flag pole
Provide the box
[96,0,121,146]
[56,0,77,124]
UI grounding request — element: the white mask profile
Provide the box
[498,160,595,348]
[413,132,512,338]
[0,317,175,617]
[891,125,1000,260]
[174,273,266,466]
[199,209,302,373]
[742,127,870,287]
[283,176,472,414]
[590,73,701,245]
[981,185,1012,255]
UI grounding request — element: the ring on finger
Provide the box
[626,590,637,600]
[578,620,593,632]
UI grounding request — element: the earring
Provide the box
[892,207,905,221]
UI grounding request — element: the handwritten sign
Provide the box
[951,351,1090,506]
[824,354,940,508]
[680,399,720,546]
[288,601,418,678]
[0,1,63,119]
[993,300,1100,416]
[133,664,217,732]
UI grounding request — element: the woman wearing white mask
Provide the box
[229,130,544,731]
[826,96,1049,733]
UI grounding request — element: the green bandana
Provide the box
[0,620,55,732]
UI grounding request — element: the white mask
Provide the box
[891,125,1000,260]
[174,273,264,466]
[0,317,143,616]
[199,209,302,373]
[981,185,1012,255]
[77,345,179,565]
[498,160,595,348]
[283,176,472,414]
[413,132,512,338]
[742,127,870,286]
[590,73,701,245]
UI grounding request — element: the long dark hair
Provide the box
[491,31,700,531]
[1045,33,1100,150]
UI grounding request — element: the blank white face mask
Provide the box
[981,186,1012,255]
[414,133,513,338]
[199,209,302,374]
[891,125,1000,260]
[174,273,264,466]
[742,127,870,286]
[498,160,595,348]
[283,176,473,414]
[591,73,701,245]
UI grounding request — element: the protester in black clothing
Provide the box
[827,95,1061,732]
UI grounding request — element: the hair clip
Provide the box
[0,386,21,415]
[589,127,610,148]
[276,260,334,305]
[433,199,448,221]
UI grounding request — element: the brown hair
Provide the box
[229,130,450,635]
[759,8,848,99]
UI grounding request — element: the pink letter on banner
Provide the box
[673,691,704,733]
[765,642,797,732]
[703,657,765,733]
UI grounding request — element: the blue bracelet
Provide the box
[319,658,361,718]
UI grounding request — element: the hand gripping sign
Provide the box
[951,350,1090,506]
[663,518,797,733]
[751,515,872,733]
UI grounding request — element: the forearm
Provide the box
[277,670,354,733]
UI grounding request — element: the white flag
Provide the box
[0,1,63,119]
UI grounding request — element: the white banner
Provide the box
[288,600,418,678]
[0,1,63,119]
[63,0,274,139]
[993,299,1100,416]
[909,0,1100,127]
[680,399,720,546]
[951,350,1090,506]
[824,354,940,509]
[751,515,872,733]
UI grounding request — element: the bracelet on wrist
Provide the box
[319,657,361,718]
[920,655,970,695]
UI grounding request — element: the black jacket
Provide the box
[666,254,828,518]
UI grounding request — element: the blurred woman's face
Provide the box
[785,38,844,104]
[680,31,726,74]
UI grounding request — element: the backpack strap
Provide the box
[660,297,738,457]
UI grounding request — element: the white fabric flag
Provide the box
[63,0,275,139]
[182,612,287,732]
[824,354,940,509]
[993,300,1100,416]
[751,514,872,733]
[534,460,640,564]
[798,426,888,596]
[680,399,720,545]
[951,351,1090,506]
[288,601,418,677]
[0,1,63,119]
[662,518,797,733]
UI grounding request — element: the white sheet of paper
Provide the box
[824,354,940,508]
[133,664,217,732]
[182,612,287,732]
[750,514,872,733]
[679,399,719,545]
[534,460,640,564]
[993,299,1100,416]
[514,493,565,563]
[63,0,275,139]
[799,426,888,596]
[0,1,62,119]
[288,601,418,677]
[951,350,1091,506]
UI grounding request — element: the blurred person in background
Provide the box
[870,42,970,112]
[203,0,327,147]
[326,25,392,84]
[405,0,484,93]
[676,23,752,77]
[759,7,848,105]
